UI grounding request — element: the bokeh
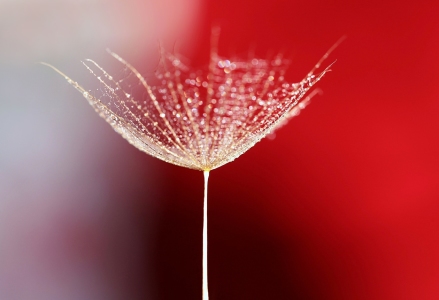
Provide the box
[1,0,439,299]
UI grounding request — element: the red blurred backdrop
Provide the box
[2,0,439,299]
[147,0,439,299]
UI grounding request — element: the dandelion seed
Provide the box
[42,30,344,300]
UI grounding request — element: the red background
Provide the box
[146,0,439,299]
[2,0,439,299]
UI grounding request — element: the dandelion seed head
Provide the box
[44,37,341,171]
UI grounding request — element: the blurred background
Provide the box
[1,0,439,299]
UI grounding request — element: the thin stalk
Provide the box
[203,170,210,300]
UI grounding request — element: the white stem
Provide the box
[203,170,210,300]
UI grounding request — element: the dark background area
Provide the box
[1,0,439,299]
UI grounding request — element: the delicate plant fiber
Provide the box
[43,32,342,300]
